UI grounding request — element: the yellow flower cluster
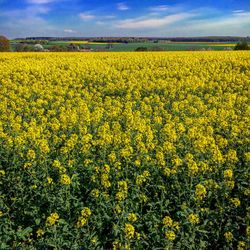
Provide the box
[36,228,45,237]
[124,223,135,239]
[162,215,179,243]
[76,207,91,228]
[163,216,173,227]
[195,184,207,200]
[224,231,233,242]
[128,213,137,222]
[60,174,71,185]
[188,214,200,224]
[165,231,176,241]
[46,212,59,226]
[0,51,249,249]
[230,198,241,207]
[116,180,128,201]
[224,169,233,179]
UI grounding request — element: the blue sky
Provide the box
[0,0,249,38]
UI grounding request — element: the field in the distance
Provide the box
[10,40,237,51]
[0,52,249,249]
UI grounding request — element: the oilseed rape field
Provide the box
[0,52,249,250]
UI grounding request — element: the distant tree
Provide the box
[67,43,80,51]
[135,47,148,51]
[0,35,11,52]
[33,44,44,51]
[234,42,249,50]
[50,45,67,52]
[15,43,34,52]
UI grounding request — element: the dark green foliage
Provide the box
[234,42,249,50]
[135,47,148,51]
[0,35,10,52]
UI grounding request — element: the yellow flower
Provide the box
[224,169,233,179]
[27,149,36,160]
[38,139,50,154]
[101,173,111,188]
[230,198,241,207]
[124,223,135,239]
[47,177,53,184]
[0,211,4,217]
[0,170,5,176]
[81,207,91,218]
[108,151,116,163]
[46,212,59,226]
[118,181,128,192]
[237,241,246,250]
[165,231,176,241]
[224,231,233,242]
[116,191,127,201]
[91,189,100,198]
[187,161,199,175]
[91,237,98,244]
[163,167,171,177]
[188,213,200,224]
[247,226,250,235]
[128,213,137,222]
[142,170,151,177]
[195,184,207,200]
[134,159,141,167]
[103,164,110,173]
[76,217,87,228]
[24,162,32,169]
[36,228,45,237]
[60,174,71,185]
[244,152,250,162]
[136,175,146,186]
[135,232,141,240]
[225,180,235,189]
[113,239,121,250]
[162,216,173,227]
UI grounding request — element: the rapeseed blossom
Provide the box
[0,51,249,249]
[46,213,59,226]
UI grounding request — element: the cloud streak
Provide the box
[149,5,170,12]
[79,12,96,21]
[115,12,196,29]
[64,29,76,33]
[117,2,129,11]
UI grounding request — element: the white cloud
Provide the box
[64,29,76,33]
[79,12,96,21]
[232,10,245,13]
[117,2,129,11]
[2,5,50,18]
[232,10,248,16]
[166,11,250,36]
[115,12,196,29]
[149,5,169,12]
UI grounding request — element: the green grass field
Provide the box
[10,40,237,51]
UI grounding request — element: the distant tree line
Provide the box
[22,36,250,43]
[1,35,250,52]
[19,40,49,45]
[15,43,81,52]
